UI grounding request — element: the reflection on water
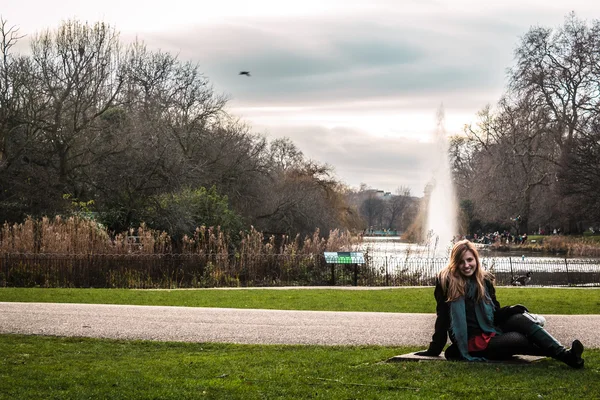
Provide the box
[357,237,430,258]
[358,237,594,261]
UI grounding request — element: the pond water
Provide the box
[355,237,600,286]
[357,237,595,261]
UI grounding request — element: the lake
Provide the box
[355,237,600,286]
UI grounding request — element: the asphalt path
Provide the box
[1,302,599,348]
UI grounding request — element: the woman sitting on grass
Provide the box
[415,239,585,368]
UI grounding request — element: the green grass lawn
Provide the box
[1,287,599,314]
[2,287,599,399]
[1,334,598,400]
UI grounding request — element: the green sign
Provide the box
[324,252,365,264]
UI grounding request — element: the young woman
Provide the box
[415,239,584,368]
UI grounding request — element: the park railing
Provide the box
[1,253,599,288]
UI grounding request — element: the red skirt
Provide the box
[468,332,496,352]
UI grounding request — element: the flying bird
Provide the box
[512,271,533,286]
[239,71,251,77]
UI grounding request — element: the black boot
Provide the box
[556,340,585,369]
[529,328,585,369]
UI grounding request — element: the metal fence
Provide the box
[1,253,599,288]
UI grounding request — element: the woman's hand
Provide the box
[495,304,529,325]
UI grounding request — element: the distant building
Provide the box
[362,189,393,200]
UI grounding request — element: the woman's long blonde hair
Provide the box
[438,239,493,302]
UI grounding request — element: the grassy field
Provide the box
[2,287,599,399]
[2,334,598,400]
[1,287,599,314]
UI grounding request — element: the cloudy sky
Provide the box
[3,1,599,195]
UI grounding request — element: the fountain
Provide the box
[425,106,457,257]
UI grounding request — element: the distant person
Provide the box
[414,239,584,368]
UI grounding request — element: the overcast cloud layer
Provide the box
[4,1,600,195]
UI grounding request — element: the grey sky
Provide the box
[4,1,599,196]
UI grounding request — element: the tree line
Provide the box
[0,18,391,245]
[8,14,591,245]
[451,12,600,236]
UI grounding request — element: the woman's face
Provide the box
[457,250,477,278]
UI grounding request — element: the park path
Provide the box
[1,302,599,348]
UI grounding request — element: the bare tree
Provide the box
[560,115,600,227]
[90,41,239,230]
[360,194,385,230]
[511,13,600,148]
[123,41,228,158]
[0,17,26,166]
[509,13,600,232]
[269,137,304,171]
[253,158,348,236]
[461,94,555,234]
[24,20,124,197]
[385,186,411,230]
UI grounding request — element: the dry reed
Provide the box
[0,216,174,255]
[0,216,356,287]
[0,216,356,257]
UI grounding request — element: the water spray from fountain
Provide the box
[425,105,457,257]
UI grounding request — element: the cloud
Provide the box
[146,14,518,112]
[257,124,438,194]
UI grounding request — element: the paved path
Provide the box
[2,302,599,348]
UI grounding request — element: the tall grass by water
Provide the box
[0,216,357,288]
[2,217,600,289]
[0,216,355,256]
